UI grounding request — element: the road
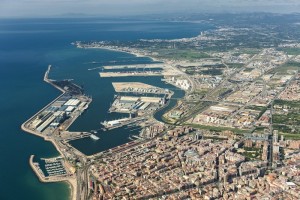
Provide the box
[174,55,256,125]
[76,161,90,200]
[268,71,298,168]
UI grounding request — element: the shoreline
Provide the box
[29,155,76,200]
[79,44,188,126]
[21,66,77,200]
[23,45,184,200]
[79,45,160,62]
[80,45,185,77]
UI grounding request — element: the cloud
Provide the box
[0,0,299,18]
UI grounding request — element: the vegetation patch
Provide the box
[225,63,244,68]
[240,147,262,161]
[278,47,300,55]
[278,133,300,140]
[274,99,300,108]
[244,67,254,72]
[156,49,211,60]
[273,61,300,73]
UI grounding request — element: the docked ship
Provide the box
[90,134,100,140]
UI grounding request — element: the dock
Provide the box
[112,82,170,94]
[103,63,164,70]
[100,70,163,77]
[62,131,92,142]
[21,65,92,200]
[101,117,146,130]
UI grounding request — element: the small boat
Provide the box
[90,134,100,140]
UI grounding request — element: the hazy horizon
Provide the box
[1,0,300,18]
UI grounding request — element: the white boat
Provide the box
[90,134,100,140]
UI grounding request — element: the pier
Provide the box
[44,65,65,93]
[112,82,170,95]
[101,117,146,130]
[61,131,92,142]
[22,66,92,200]
[99,70,163,77]
[103,63,164,70]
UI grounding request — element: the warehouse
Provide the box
[64,99,81,107]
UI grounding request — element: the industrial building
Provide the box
[29,94,84,133]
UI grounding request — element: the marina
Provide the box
[29,155,75,181]
[44,160,67,177]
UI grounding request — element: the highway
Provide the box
[174,56,251,125]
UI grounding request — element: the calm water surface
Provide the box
[0,18,212,199]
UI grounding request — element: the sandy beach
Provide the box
[29,155,77,200]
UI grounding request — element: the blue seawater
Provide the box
[0,18,213,200]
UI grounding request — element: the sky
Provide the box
[1,0,300,18]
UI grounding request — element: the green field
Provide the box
[246,105,267,111]
[225,63,244,68]
[278,47,300,55]
[273,113,300,125]
[273,61,300,73]
[155,49,211,60]
[244,67,254,72]
[241,147,262,161]
[279,133,300,140]
[273,100,300,128]
[186,123,248,134]
[245,106,268,119]
[273,123,300,137]
[274,99,300,108]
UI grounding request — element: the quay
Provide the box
[44,65,65,93]
[61,131,92,142]
[103,63,164,70]
[101,117,146,130]
[21,65,92,143]
[99,70,163,77]
[112,82,170,95]
[22,65,92,200]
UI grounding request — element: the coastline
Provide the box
[21,48,170,200]
[23,45,183,200]
[21,65,77,200]
[79,45,160,62]
[29,155,76,200]
[79,44,187,123]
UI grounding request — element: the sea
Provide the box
[0,18,213,200]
